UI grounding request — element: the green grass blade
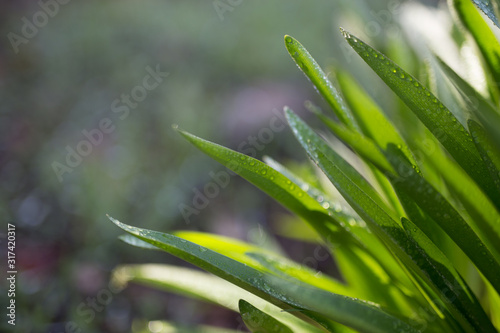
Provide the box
[172,231,351,296]
[435,55,500,156]
[283,35,357,129]
[306,102,407,219]
[468,120,500,200]
[452,0,500,91]
[385,145,500,296]
[340,29,498,206]
[335,69,416,166]
[262,156,415,305]
[312,112,394,174]
[113,264,323,333]
[120,230,352,297]
[109,216,420,333]
[177,128,419,309]
[263,155,355,216]
[239,299,294,333]
[283,108,395,220]
[286,110,484,332]
[401,218,496,333]
[176,129,362,251]
[470,0,500,27]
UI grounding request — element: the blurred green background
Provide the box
[0,0,441,332]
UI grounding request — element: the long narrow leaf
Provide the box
[340,29,499,207]
[284,35,357,129]
[109,216,419,333]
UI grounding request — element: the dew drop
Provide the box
[260,169,267,175]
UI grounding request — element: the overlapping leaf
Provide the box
[109,216,419,333]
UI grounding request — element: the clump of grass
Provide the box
[110,1,500,332]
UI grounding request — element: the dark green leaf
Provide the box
[341,29,498,207]
[284,35,357,129]
[239,299,294,333]
[109,216,419,333]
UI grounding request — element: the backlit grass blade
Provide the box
[283,35,357,129]
[262,156,414,300]
[384,144,500,295]
[335,69,416,166]
[282,108,395,220]
[113,264,324,333]
[468,120,500,198]
[340,29,498,207]
[311,111,394,174]
[119,231,352,299]
[239,299,294,333]
[172,231,351,296]
[401,218,496,333]
[470,0,500,27]
[307,102,406,219]
[452,0,500,94]
[435,55,500,155]
[109,216,420,333]
[286,109,482,332]
[177,128,417,309]
[176,128,359,251]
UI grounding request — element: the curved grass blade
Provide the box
[281,108,396,220]
[120,231,350,297]
[470,0,500,28]
[109,216,420,333]
[401,218,496,333]
[452,0,500,93]
[239,299,294,333]
[263,155,355,216]
[468,119,500,198]
[384,144,500,296]
[335,69,416,166]
[340,29,499,207]
[172,231,351,296]
[286,110,490,332]
[310,110,394,174]
[262,156,414,299]
[177,128,417,309]
[435,55,500,154]
[306,102,407,219]
[283,35,357,129]
[176,128,361,250]
[113,264,324,333]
